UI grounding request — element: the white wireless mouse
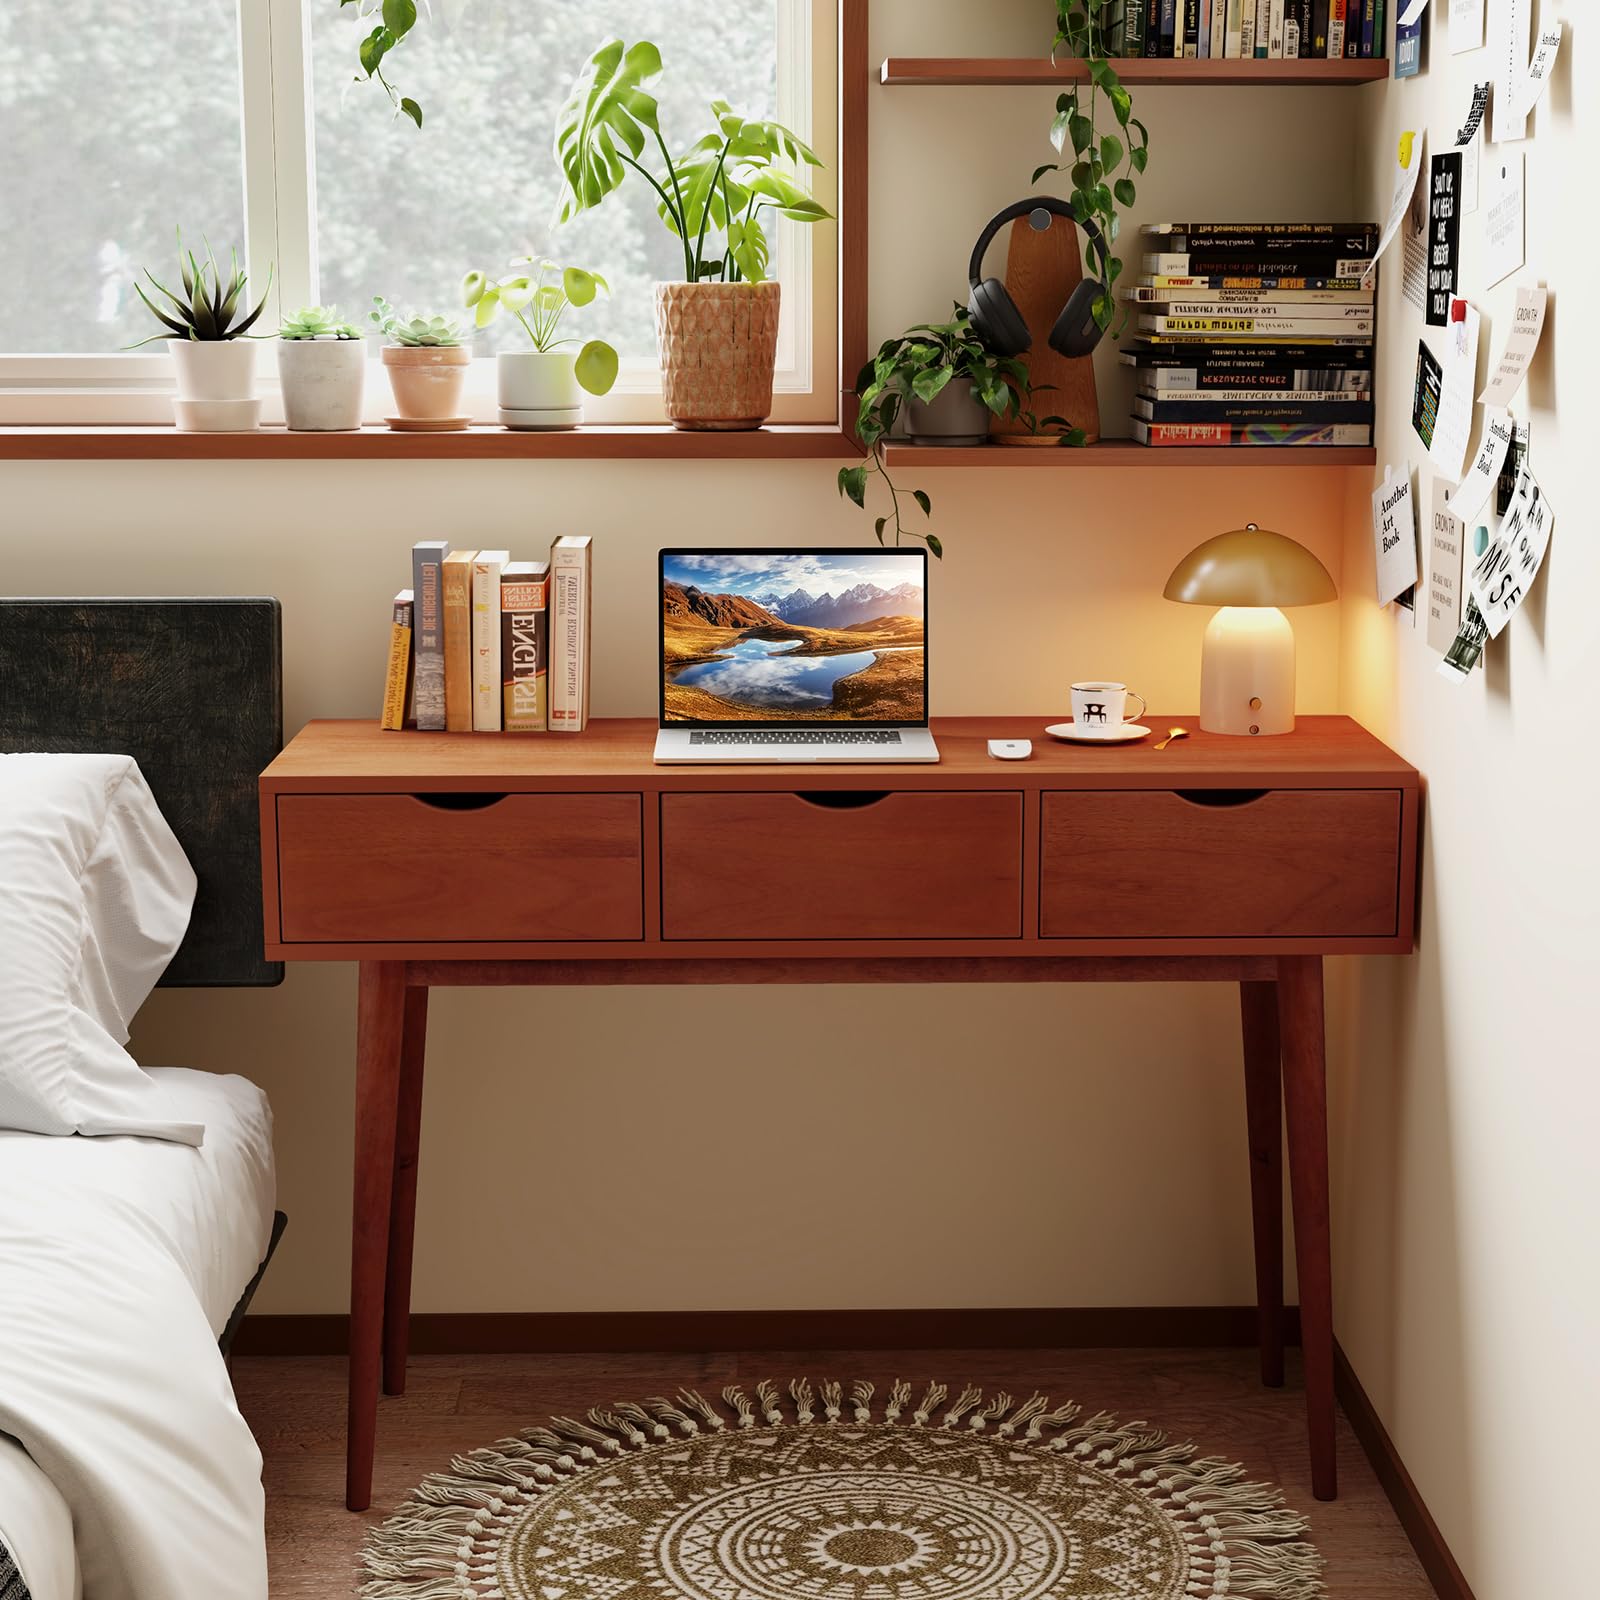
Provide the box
[987,739,1033,761]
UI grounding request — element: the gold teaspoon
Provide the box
[1154,726,1189,751]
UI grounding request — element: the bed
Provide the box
[0,599,283,1600]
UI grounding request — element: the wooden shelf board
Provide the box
[0,423,853,462]
[882,440,1377,468]
[880,56,1389,87]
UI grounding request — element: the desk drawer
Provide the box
[661,791,1023,941]
[276,793,643,943]
[1040,788,1401,940]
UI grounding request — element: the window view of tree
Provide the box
[312,1,783,363]
[0,0,245,353]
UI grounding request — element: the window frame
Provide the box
[0,0,865,446]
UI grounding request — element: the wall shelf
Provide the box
[880,57,1389,88]
[881,441,1377,468]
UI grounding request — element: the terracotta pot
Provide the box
[654,280,781,431]
[380,343,470,425]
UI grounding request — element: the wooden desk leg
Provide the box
[1239,980,1285,1389]
[348,960,407,1514]
[1278,954,1337,1501]
[382,983,429,1397]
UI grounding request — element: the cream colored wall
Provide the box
[3,1,1358,1320]
[1333,19,1599,1599]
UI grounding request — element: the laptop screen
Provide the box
[660,548,928,727]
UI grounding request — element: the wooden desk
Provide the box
[259,716,1420,1512]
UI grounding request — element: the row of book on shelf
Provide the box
[1108,0,1387,58]
[1122,219,1378,448]
[382,537,591,733]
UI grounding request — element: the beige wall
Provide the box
[1332,20,1598,1600]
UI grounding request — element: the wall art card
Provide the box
[1373,466,1420,608]
[1497,418,1530,515]
[1479,282,1546,407]
[1450,0,1484,52]
[1488,0,1531,141]
[1455,83,1490,216]
[1396,11,1426,77]
[1368,130,1427,287]
[1430,298,1481,480]
[1448,406,1513,525]
[1483,153,1525,287]
[1469,466,1553,637]
[1426,154,1462,326]
[1412,341,1443,448]
[1515,20,1563,119]
[1438,596,1489,680]
[1402,177,1429,311]
[1427,478,1467,653]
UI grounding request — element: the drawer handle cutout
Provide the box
[413,792,509,812]
[1175,788,1270,809]
[796,790,891,810]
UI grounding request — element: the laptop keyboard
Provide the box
[689,730,904,746]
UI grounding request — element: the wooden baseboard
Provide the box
[232,1304,1302,1358]
[1333,1343,1477,1600]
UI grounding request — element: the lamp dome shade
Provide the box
[1163,524,1338,608]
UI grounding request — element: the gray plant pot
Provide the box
[905,376,991,446]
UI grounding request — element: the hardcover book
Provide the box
[549,535,592,733]
[500,561,550,732]
[441,549,477,734]
[1132,419,1372,445]
[409,540,449,732]
[471,550,510,732]
[380,589,413,732]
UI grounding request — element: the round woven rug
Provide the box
[361,1380,1323,1600]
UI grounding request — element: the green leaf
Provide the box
[574,339,619,395]
[1109,84,1132,125]
[1032,162,1061,184]
[381,0,416,37]
[1050,110,1071,154]
[926,533,944,561]
[359,26,393,78]
[1114,177,1137,206]
[1130,145,1148,173]
[873,517,887,544]
[1069,113,1094,154]
[838,465,868,508]
[554,39,664,224]
[910,366,954,405]
[473,289,501,328]
[563,267,599,306]
[399,97,422,129]
[1100,135,1123,170]
[461,271,487,308]
[912,490,931,517]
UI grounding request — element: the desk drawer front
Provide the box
[1040,788,1401,940]
[661,791,1023,941]
[276,793,643,943]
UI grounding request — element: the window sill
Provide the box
[0,424,855,462]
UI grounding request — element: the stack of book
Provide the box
[1109,0,1387,57]
[381,536,592,734]
[1122,220,1377,449]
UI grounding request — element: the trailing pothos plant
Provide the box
[837,308,1029,561]
[1034,0,1151,334]
[337,0,424,127]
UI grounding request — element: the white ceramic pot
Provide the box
[172,398,262,432]
[277,336,366,431]
[497,350,583,430]
[169,339,257,405]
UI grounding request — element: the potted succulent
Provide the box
[553,40,831,430]
[836,308,1031,559]
[130,235,272,432]
[370,297,471,430]
[276,306,364,432]
[461,258,619,430]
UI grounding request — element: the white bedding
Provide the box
[0,1068,276,1600]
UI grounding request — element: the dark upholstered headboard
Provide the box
[0,598,283,987]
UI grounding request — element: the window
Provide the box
[0,0,837,427]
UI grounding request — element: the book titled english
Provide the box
[548,536,592,733]
[500,561,549,732]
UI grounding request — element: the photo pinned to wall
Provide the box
[1480,282,1547,408]
[1469,463,1554,638]
[1483,152,1525,287]
[1450,0,1485,52]
[1497,418,1531,514]
[1427,477,1467,653]
[1427,153,1462,326]
[1516,20,1564,121]
[1439,596,1489,681]
[1430,296,1481,481]
[1413,341,1443,449]
[1373,464,1420,610]
[1448,406,1514,526]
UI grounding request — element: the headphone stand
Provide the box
[990,213,1102,447]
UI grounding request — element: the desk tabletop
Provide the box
[263,716,1418,793]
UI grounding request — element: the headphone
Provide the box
[967,197,1110,360]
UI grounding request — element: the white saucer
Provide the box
[1044,722,1152,745]
[499,405,583,431]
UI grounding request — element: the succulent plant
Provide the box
[130,233,273,345]
[279,305,361,339]
[370,297,467,347]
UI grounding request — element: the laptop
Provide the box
[653,547,939,763]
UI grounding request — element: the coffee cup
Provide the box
[1070,681,1147,729]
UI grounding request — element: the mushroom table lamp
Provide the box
[1163,523,1337,736]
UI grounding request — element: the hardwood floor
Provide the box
[233,1347,1434,1598]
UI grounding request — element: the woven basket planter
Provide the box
[654,280,781,431]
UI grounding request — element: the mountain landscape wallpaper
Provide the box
[661,552,927,723]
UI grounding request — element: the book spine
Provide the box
[409,548,446,732]
[380,595,413,731]
[1198,0,1211,58]
[1255,0,1271,55]
[548,544,591,733]
[1211,0,1227,54]
[1285,0,1305,55]
[1134,419,1372,445]
[1137,385,1372,401]
[1366,0,1382,56]
[1146,0,1163,55]
[1240,2,1256,55]
[1132,299,1374,318]
[441,553,474,734]
[1123,345,1374,367]
[1184,0,1201,56]
[1128,362,1374,387]
[1159,0,1177,54]
[1269,0,1285,55]
[1139,274,1370,290]
[1225,0,1244,55]
[1133,396,1375,422]
[1143,253,1370,276]
[471,557,503,732]
[1146,227,1378,251]
[501,585,548,732]
[1138,313,1375,334]
[1345,0,1359,54]
[1312,0,1330,53]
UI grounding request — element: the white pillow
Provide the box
[0,754,204,1143]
